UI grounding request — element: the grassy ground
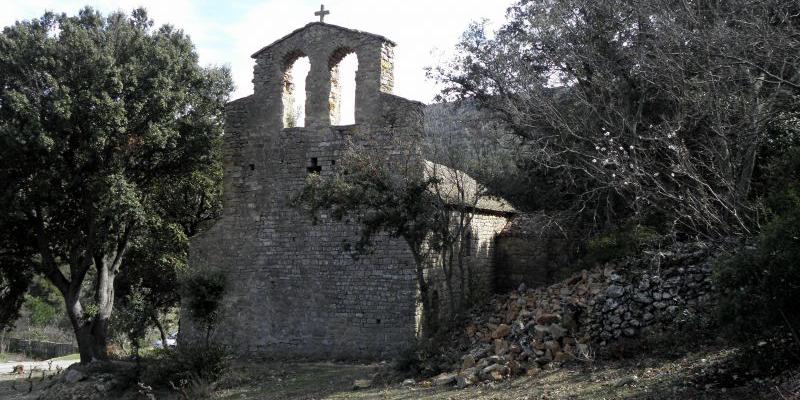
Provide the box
[214,346,783,400]
[0,353,27,363]
[0,346,791,400]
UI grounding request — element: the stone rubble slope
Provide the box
[432,242,717,388]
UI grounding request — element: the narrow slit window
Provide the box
[307,157,322,174]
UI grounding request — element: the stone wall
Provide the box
[494,213,573,292]
[437,242,718,385]
[181,22,512,360]
[181,23,422,359]
[187,122,424,359]
[426,213,510,325]
[250,22,396,129]
[586,245,715,344]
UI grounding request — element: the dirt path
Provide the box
[0,359,77,399]
[0,359,77,374]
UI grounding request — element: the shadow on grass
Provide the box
[207,347,776,400]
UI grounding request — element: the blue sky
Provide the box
[2,1,511,103]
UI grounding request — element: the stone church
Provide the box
[182,18,519,359]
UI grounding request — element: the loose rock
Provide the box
[352,379,372,390]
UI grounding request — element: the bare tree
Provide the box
[435,0,800,238]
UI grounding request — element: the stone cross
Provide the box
[314,4,330,23]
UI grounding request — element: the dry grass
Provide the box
[0,346,785,400]
[214,347,779,400]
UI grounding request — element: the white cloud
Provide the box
[2,0,512,104]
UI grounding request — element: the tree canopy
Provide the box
[0,7,232,363]
[436,0,800,238]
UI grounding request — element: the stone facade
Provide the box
[181,22,514,359]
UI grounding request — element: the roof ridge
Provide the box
[250,22,396,58]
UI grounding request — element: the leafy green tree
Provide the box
[114,144,223,347]
[24,295,58,327]
[0,258,31,332]
[110,282,150,359]
[0,8,232,363]
[113,220,187,347]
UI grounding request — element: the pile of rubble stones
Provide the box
[431,242,717,388]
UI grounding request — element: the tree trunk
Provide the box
[93,259,115,359]
[153,314,167,346]
[735,139,758,206]
[71,320,111,363]
[66,299,110,364]
[412,250,435,337]
[443,248,457,321]
[90,316,110,360]
[32,215,130,365]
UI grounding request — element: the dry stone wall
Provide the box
[587,245,716,344]
[434,242,718,386]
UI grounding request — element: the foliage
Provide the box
[0,7,232,363]
[110,284,150,356]
[0,262,31,331]
[22,295,58,327]
[4,276,72,343]
[295,138,496,334]
[21,276,66,327]
[113,219,190,347]
[714,146,800,370]
[435,0,800,238]
[296,146,446,259]
[583,222,661,266]
[715,204,800,341]
[182,267,227,343]
[141,343,231,387]
[393,335,461,378]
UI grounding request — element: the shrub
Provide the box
[170,372,215,400]
[714,165,800,373]
[181,267,226,343]
[715,218,800,340]
[583,222,662,266]
[141,343,231,388]
[641,308,718,356]
[394,335,461,378]
[716,163,800,334]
